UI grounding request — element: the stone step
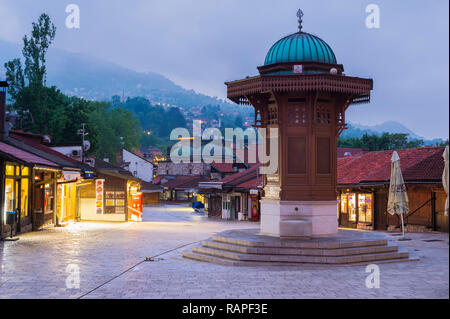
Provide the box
[182,250,418,267]
[191,245,410,264]
[182,251,238,266]
[202,240,398,256]
[211,235,388,249]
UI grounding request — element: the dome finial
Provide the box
[297,9,304,31]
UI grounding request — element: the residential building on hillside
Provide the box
[143,146,165,162]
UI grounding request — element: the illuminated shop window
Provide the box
[21,166,29,176]
[340,193,348,213]
[5,164,15,176]
[4,179,14,224]
[358,193,373,223]
[348,193,356,222]
[21,178,29,218]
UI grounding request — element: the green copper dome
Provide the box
[264,31,337,66]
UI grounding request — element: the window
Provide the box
[5,164,14,176]
[287,105,307,126]
[348,193,357,221]
[3,164,32,222]
[358,193,373,223]
[4,179,14,224]
[340,193,348,213]
[316,105,331,124]
[21,166,29,176]
[20,179,29,218]
[44,183,54,213]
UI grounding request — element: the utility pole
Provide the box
[77,123,89,163]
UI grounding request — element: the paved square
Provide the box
[0,204,448,299]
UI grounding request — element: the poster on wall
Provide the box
[115,191,125,199]
[115,199,125,206]
[95,179,105,214]
[105,191,115,206]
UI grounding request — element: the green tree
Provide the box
[88,103,141,162]
[159,107,186,137]
[4,13,56,134]
[338,132,424,151]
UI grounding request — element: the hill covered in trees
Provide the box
[0,37,237,110]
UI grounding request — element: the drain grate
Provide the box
[422,239,443,242]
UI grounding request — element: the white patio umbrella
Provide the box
[387,151,409,238]
[443,145,449,216]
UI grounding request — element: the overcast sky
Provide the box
[0,0,448,139]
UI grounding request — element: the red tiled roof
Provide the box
[10,131,82,166]
[140,181,163,191]
[163,175,210,190]
[337,147,367,158]
[0,141,59,167]
[211,162,235,173]
[220,164,263,190]
[338,147,445,185]
[126,148,153,164]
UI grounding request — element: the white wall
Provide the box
[122,149,154,182]
[51,146,82,161]
[79,198,126,222]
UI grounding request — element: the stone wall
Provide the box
[157,162,210,176]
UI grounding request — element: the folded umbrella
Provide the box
[387,151,409,238]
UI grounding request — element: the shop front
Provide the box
[33,168,58,229]
[2,163,32,235]
[248,189,260,221]
[338,191,374,230]
[1,139,63,237]
[128,181,143,221]
[140,181,162,205]
[78,170,142,222]
[55,170,83,225]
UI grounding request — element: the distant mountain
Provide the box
[349,121,423,140]
[0,39,444,144]
[0,38,236,109]
[342,121,444,145]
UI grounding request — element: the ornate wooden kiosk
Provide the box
[226,10,373,237]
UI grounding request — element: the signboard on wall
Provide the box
[95,179,105,214]
[83,169,95,179]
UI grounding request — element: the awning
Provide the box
[198,181,223,190]
[0,141,59,168]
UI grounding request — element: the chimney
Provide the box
[116,149,123,165]
[0,81,9,140]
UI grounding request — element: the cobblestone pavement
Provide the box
[0,204,448,299]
